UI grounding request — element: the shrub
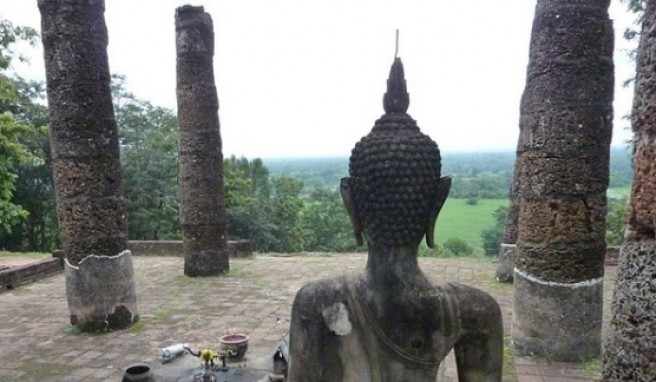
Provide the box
[418,245,455,258]
[443,238,474,256]
[465,197,479,205]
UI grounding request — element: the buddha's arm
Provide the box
[453,287,504,382]
[287,283,345,382]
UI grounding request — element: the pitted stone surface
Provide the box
[175,5,229,276]
[513,0,613,361]
[627,0,656,239]
[603,241,656,381]
[515,0,612,283]
[604,3,656,380]
[503,166,519,245]
[39,0,128,266]
[348,112,442,248]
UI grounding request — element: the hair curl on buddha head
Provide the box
[347,58,443,248]
[349,115,442,247]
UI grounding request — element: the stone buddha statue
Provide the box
[287,56,503,382]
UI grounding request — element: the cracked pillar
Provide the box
[176,5,229,277]
[39,0,139,331]
[603,1,656,379]
[512,0,613,360]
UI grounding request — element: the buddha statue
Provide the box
[287,56,504,382]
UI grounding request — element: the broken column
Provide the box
[176,5,229,277]
[38,0,138,331]
[512,0,613,360]
[603,1,656,379]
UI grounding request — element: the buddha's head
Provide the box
[341,57,451,249]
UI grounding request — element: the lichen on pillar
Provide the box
[512,0,613,360]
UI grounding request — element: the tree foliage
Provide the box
[300,187,359,252]
[606,197,629,246]
[3,80,58,251]
[443,237,474,257]
[113,75,180,240]
[481,206,509,256]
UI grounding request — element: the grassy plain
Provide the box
[434,198,509,252]
[607,186,631,199]
[437,187,631,253]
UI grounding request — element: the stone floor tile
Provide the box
[0,254,616,381]
[519,375,546,382]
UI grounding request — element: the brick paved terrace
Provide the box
[0,253,615,381]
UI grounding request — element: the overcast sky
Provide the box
[2,0,638,158]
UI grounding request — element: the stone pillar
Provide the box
[512,0,613,360]
[176,5,229,277]
[504,165,520,246]
[496,164,519,283]
[603,1,656,379]
[495,243,516,283]
[38,0,138,331]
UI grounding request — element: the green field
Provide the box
[434,198,509,252]
[607,186,631,199]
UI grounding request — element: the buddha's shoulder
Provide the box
[292,274,361,312]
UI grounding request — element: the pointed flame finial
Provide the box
[383,31,409,113]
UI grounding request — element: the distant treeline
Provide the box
[1,63,634,255]
[265,147,634,200]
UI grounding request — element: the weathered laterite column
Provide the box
[39,0,138,331]
[603,1,656,379]
[176,5,229,277]
[496,164,519,283]
[512,0,613,360]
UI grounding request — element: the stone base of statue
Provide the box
[495,243,516,283]
[603,240,656,381]
[512,268,602,361]
[184,249,230,277]
[65,250,139,331]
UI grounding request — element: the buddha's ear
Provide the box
[425,176,451,248]
[340,177,363,246]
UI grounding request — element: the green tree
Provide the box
[112,75,180,240]
[0,112,31,234]
[621,0,645,46]
[606,197,629,246]
[224,155,277,249]
[2,79,57,251]
[267,175,304,252]
[0,19,37,236]
[481,206,509,256]
[300,186,358,252]
[443,237,474,257]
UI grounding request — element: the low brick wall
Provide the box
[0,258,63,293]
[128,240,253,258]
[128,240,183,256]
[605,246,620,266]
